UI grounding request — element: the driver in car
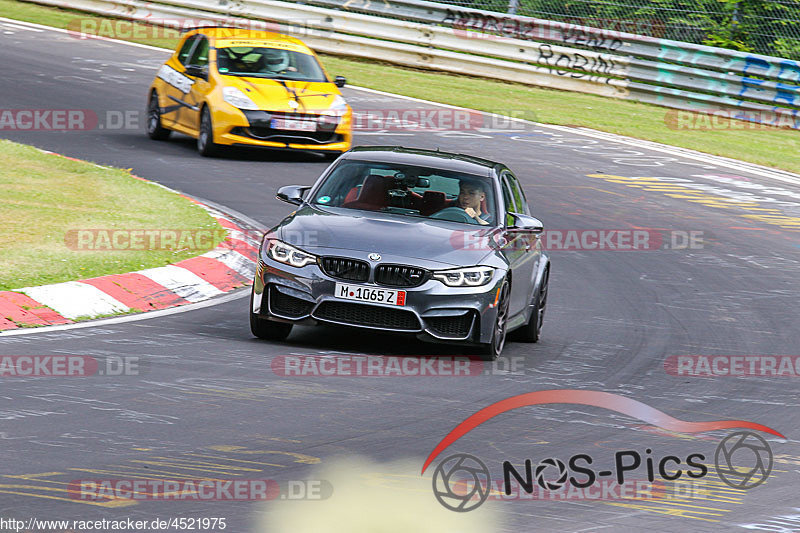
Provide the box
[457,179,492,225]
[260,48,297,74]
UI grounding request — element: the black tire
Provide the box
[146,92,171,140]
[475,279,510,361]
[322,151,342,161]
[249,289,293,341]
[511,268,548,343]
[198,106,220,157]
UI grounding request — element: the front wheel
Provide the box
[249,289,293,341]
[475,279,510,361]
[198,106,220,157]
[146,92,171,140]
[511,269,548,343]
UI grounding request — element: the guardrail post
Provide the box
[507,0,519,15]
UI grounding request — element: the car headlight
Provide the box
[266,240,318,268]
[319,95,348,124]
[223,87,259,110]
[330,95,348,112]
[432,267,495,287]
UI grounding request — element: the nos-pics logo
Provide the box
[422,390,783,512]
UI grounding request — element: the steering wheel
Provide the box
[223,49,253,61]
[220,49,258,72]
[429,206,475,224]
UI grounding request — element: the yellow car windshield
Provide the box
[216,46,327,82]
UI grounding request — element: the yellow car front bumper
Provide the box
[213,106,352,152]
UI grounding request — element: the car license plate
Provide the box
[272,118,317,131]
[335,283,406,306]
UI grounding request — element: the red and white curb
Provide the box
[0,153,260,331]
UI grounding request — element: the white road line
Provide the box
[1,22,44,31]
[227,229,262,248]
[203,249,257,278]
[137,265,225,302]
[0,289,249,337]
[16,282,129,319]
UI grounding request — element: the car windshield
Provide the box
[311,160,497,226]
[216,46,327,82]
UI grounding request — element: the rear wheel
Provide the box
[146,92,171,140]
[475,279,510,361]
[511,269,548,343]
[249,288,293,341]
[198,106,220,157]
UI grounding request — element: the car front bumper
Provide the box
[252,256,506,346]
[214,107,352,153]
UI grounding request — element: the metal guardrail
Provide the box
[417,0,800,62]
[27,0,800,129]
[305,0,800,126]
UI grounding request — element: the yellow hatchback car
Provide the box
[146,27,352,157]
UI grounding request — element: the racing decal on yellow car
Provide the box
[216,40,310,54]
[156,65,194,94]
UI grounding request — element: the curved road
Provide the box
[1,21,799,532]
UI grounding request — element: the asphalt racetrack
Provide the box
[1,20,799,532]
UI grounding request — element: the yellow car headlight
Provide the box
[223,87,259,111]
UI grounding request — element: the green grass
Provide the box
[0,139,223,290]
[1,0,799,173]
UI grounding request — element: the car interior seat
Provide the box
[342,174,390,211]
[421,190,447,216]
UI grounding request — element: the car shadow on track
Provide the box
[160,134,331,163]
[264,324,479,357]
[262,324,544,359]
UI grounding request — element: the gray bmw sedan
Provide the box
[249,146,550,359]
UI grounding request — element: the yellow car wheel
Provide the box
[146,92,171,141]
[198,107,220,157]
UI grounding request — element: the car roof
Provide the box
[342,147,501,177]
[185,27,311,50]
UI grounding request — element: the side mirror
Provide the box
[508,213,544,234]
[276,185,311,206]
[185,65,207,80]
[334,76,346,88]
